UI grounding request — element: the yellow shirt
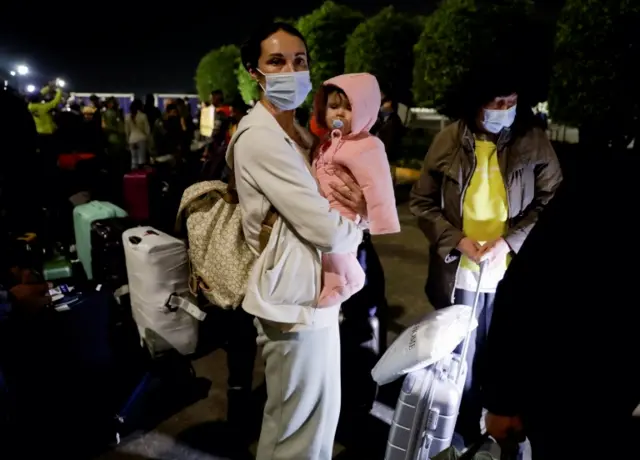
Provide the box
[458,139,509,291]
[28,87,63,135]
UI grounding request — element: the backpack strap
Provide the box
[175,180,225,234]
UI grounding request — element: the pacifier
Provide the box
[332,119,344,129]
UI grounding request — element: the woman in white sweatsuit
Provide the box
[227,22,368,460]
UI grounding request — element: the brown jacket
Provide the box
[410,120,562,309]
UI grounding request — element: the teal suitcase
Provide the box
[73,201,128,280]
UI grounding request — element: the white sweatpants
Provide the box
[255,318,341,460]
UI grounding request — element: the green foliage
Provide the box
[194,45,241,102]
[412,0,536,111]
[345,6,424,104]
[296,1,364,105]
[548,0,640,148]
[236,62,260,105]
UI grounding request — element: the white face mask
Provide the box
[257,69,312,111]
[482,104,517,134]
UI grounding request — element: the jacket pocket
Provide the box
[256,219,322,308]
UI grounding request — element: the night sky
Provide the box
[0,1,434,95]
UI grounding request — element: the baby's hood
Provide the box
[314,73,381,136]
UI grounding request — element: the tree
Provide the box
[236,62,260,105]
[195,45,240,102]
[296,1,364,104]
[344,6,424,105]
[548,0,640,150]
[412,0,537,113]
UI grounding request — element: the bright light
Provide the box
[16,65,29,76]
[26,84,36,93]
[9,70,16,76]
[56,78,65,88]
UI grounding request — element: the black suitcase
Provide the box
[91,217,134,289]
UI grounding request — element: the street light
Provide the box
[56,78,66,88]
[16,65,29,76]
[26,84,36,93]
[9,71,16,76]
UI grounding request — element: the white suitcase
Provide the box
[123,226,206,357]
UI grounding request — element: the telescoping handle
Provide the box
[456,260,488,383]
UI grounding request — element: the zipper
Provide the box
[498,146,511,223]
[497,131,511,222]
[451,145,476,303]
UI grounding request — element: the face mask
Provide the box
[257,69,312,111]
[481,105,517,134]
[331,119,344,129]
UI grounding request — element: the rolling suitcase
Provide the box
[385,262,487,460]
[91,217,134,290]
[123,167,156,223]
[123,226,206,357]
[74,201,128,280]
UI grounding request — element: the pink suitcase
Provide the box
[123,167,155,222]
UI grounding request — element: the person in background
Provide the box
[87,94,103,153]
[410,70,562,457]
[125,98,151,169]
[28,81,64,174]
[371,89,405,183]
[198,98,215,140]
[144,93,161,131]
[158,103,187,159]
[211,89,232,141]
[483,150,640,459]
[229,99,249,137]
[55,102,84,153]
[102,97,126,157]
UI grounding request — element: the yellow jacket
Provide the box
[28,86,63,135]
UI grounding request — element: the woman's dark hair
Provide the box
[130,98,143,119]
[240,21,310,73]
[442,63,536,137]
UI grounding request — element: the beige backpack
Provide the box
[175,173,277,309]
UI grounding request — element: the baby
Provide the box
[313,73,401,307]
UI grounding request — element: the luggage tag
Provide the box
[49,284,74,298]
[52,291,81,312]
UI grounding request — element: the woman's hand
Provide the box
[329,169,367,218]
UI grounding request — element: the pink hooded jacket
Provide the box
[313,73,401,235]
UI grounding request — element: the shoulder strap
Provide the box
[227,125,280,252]
[175,180,225,234]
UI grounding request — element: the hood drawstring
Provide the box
[317,129,344,173]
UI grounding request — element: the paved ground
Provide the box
[96,198,531,460]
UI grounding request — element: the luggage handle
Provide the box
[456,260,488,383]
[166,293,207,321]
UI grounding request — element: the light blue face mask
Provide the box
[482,104,517,134]
[257,69,312,111]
